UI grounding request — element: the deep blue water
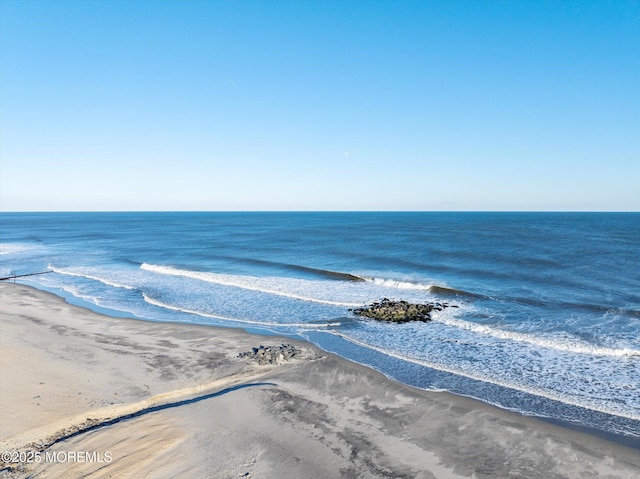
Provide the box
[1,212,639,440]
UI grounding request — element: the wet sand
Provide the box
[1,282,639,478]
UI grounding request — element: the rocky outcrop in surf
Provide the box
[350,298,457,323]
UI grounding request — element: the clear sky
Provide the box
[1,0,638,211]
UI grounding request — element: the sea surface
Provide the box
[1,212,639,442]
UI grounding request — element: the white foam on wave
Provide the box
[59,284,92,301]
[54,283,115,311]
[141,263,362,307]
[53,262,639,359]
[324,331,640,425]
[0,243,31,255]
[142,293,341,328]
[434,314,640,358]
[358,274,638,358]
[364,277,433,291]
[49,265,136,291]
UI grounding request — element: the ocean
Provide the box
[1,212,638,442]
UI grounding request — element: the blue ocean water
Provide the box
[1,212,639,440]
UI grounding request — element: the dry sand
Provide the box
[1,282,639,478]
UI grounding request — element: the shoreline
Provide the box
[19,279,640,448]
[2,282,640,478]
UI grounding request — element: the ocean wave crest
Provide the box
[204,254,365,282]
[365,277,433,290]
[142,293,341,328]
[362,276,477,297]
[325,331,640,425]
[434,315,640,358]
[49,265,136,291]
[0,243,31,255]
[140,263,361,307]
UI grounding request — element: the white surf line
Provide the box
[433,315,640,358]
[143,293,341,328]
[323,331,640,424]
[0,243,31,255]
[141,263,362,307]
[0,370,274,456]
[48,265,136,290]
[364,277,639,358]
[362,276,433,291]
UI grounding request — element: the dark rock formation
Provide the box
[350,298,456,323]
[238,343,321,366]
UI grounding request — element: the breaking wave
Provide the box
[48,265,136,291]
[434,315,640,358]
[142,293,341,329]
[324,331,640,426]
[140,263,361,307]
[362,276,477,297]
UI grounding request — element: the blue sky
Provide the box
[1,0,638,211]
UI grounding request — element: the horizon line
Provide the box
[1,210,638,214]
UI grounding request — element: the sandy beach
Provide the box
[1,282,639,478]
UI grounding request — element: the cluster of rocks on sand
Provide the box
[237,344,321,366]
[350,298,457,323]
